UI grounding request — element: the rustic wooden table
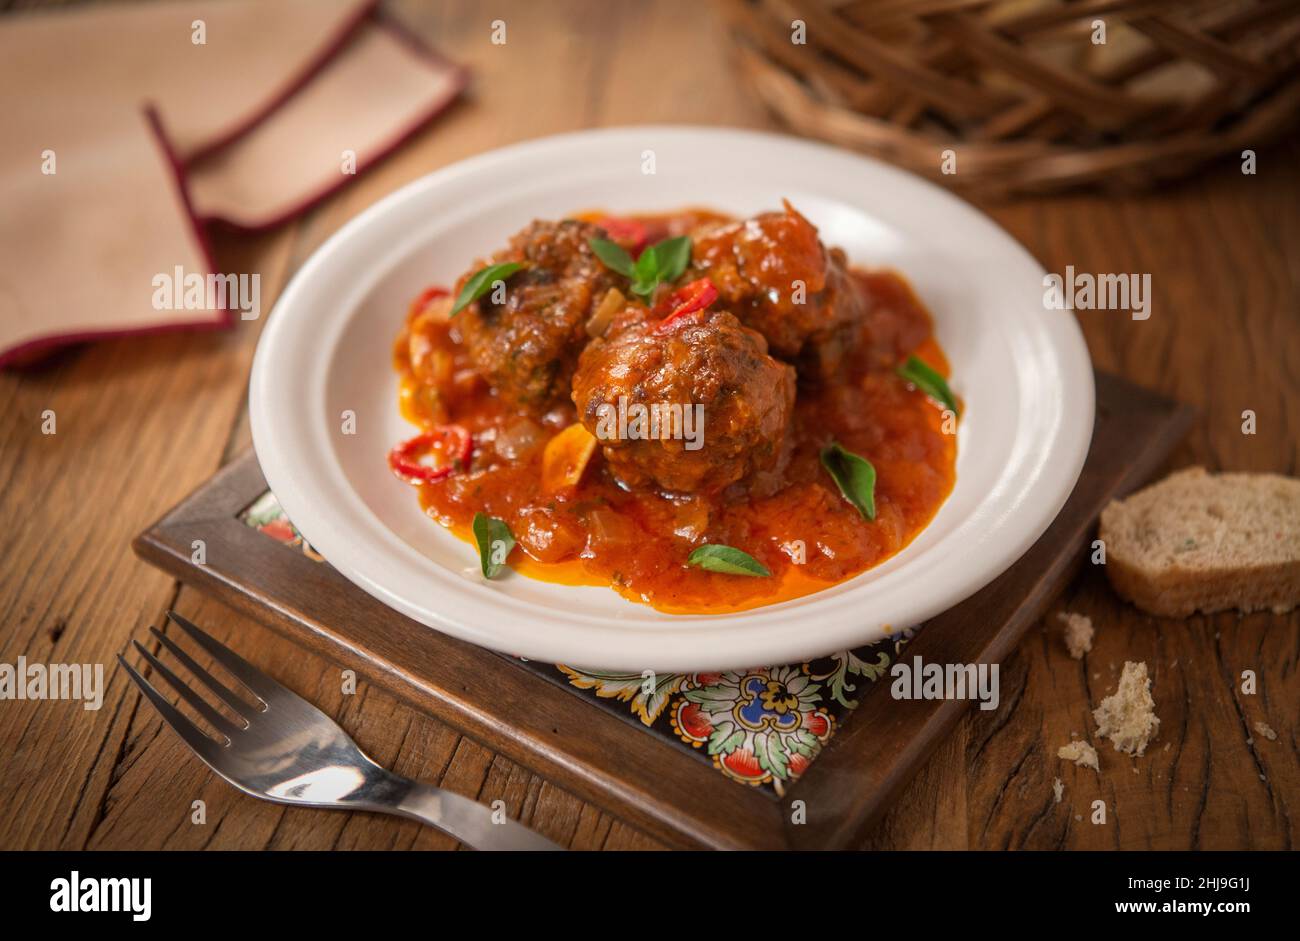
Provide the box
[1,0,1296,851]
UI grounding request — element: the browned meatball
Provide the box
[454,219,619,414]
[689,202,864,374]
[572,307,795,494]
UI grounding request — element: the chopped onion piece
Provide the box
[586,287,626,338]
[495,417,545,461]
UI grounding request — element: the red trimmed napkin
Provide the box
[0,0,466,366]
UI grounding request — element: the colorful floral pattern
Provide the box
[555,666,705,727]
[672,667,833,794]
[241,491,324,562]
[244,491,914,794]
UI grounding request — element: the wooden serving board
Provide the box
[133,370,1192,849]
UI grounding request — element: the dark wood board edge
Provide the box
[133,457,787,850]
[132,371,1194,851]
[777,373,1196,849]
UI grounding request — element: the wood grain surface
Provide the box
[0,0,1296,851]
[127,374,1193,851]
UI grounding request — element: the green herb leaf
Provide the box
[472,512,516,579]
[588,238,636,278]
[451,262,525,315]
[687,544,771,577]
[645,235,690,284]
[592,235,692,299]
[820,442,877,521]
[629,242,659,297]
[897,354,960,417]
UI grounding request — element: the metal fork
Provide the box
[118,611,560,851]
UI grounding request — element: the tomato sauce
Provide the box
[392,211,957,614]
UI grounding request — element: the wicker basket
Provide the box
[715,0,1300,196]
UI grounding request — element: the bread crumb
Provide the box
[1058,740,1100,772]
[1053,777,1063,803]
[1057,611,1094,659]
[1093,661,1160,756]
[1254,721,1278,741]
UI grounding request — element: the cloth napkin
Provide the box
[0,0,466,366]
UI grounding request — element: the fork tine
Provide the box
[165,611,285,705]
[132,640,245,740]
[117,655,222,759]
[149,627,257,717]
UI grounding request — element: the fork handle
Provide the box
[384,779,562,851]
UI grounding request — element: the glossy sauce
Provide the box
[393,212,957,614]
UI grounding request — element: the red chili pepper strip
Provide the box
[388,425,473,484]
[409,285,450,317]
[654,278,719,334]
[598,217,649,256]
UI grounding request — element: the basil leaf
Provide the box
[897,354,960,417]
[588,238,636,278]
[653,236,691,284]
[820,442,877,521]
[451,262,525,316]
[472,512,515,579]
[687,544,771,577]
[631,243,661,297]
[634,240,660,278]
[596,234,692,299]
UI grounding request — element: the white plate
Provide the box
[250,126,1093,672]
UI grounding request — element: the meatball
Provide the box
[572,307,795,493]
[455,219,619,414]
[689,202,865,374]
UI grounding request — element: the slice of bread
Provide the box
[1099,467,1300,617]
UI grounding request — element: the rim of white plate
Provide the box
[250,125,1094,672]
